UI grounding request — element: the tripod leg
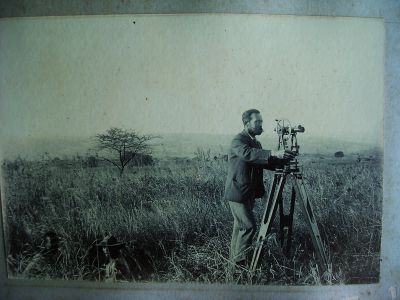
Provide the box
[292,176,328,271]
[280,185,296,257]
[250,173,286,272]
[279,191,284,248]
[285,186,296,256]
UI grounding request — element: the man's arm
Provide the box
[231,136,272,165]
[262,156,285,170]
[231,136,296,166]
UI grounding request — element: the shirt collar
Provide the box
[243,129,256,141]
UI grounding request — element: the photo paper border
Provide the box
[0,1,399,299]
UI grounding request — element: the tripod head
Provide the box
[274,119,305,154]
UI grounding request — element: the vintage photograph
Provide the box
[0,14,384,285]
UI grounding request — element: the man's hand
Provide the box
[271,149,297,160]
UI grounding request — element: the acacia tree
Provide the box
[95,128,158,175]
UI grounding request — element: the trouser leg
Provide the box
[229,199,256,263]
[230,219,240,261]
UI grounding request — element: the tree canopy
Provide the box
[95,128,159,175]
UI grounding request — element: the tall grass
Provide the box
[2,152,382,284]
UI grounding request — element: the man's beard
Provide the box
[249,127,263,136]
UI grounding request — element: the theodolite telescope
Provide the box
[274,119,305,155]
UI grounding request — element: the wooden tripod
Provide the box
[249,159,328,272]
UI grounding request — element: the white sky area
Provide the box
[0,15,384,146]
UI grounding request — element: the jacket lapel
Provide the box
[241,130,259,148]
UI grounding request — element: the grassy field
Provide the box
[2,151,382,285]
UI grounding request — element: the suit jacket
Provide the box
[223,130,277,203]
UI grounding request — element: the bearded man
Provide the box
[224,109,295,267]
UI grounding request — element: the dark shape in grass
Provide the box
[334,151,344,158]
[22,231,61,277]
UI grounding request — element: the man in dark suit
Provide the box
[224,109,295,267]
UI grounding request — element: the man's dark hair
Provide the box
[242,109,260,125]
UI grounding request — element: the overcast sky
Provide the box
[0,14,384,146]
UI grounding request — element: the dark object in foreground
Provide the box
[22,231,61,277]
[86,235,132,281]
